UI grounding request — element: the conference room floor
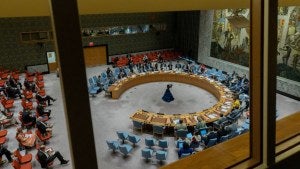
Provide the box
[3,65,300,169]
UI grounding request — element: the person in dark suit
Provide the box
[36,103,51,117]
[36,93,56,106]
[0,147,13,163]
[36,117,52,135]
[37,145,68,168]
[21,109,36,125]
[178,142,193,158]
[217,126,229,141]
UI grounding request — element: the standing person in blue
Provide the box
[162,84,174,102]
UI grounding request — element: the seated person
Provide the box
[175,119,187,131]
[178,142,193,158]
[36,103,51,117]
[24,78,36,92]
[36,117,53,135]
[167,62,173,70]
[36,93,56,106]
[189,136,201,150]
[0,147,13,164]
[175,61,182,71]
[8,76,21,89]
[232,97,241,110]
[0,110,17,127]
[16,127,37,148]
[5,86,22,99]
[21,109,36,125]
[217,126,229,141]
[216,114,227,125]
[106,67,113,78]
[195,117,207,132]
[37,145,69,168]
[202,127,218,145]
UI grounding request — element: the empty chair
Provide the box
[175,129,188,139]
[156,150,167,163]
[153,125,165,137]
[128,134,141,147]
[206,138,217,148]
[141,148,153,161]
[119,144,133,157]
[117,131,128,143]
[219,135,229,143]
[145,138,156,149]
[158,140,168,150]
[106,140,119,153]
[88,86,98,97]
[132,120,144,132]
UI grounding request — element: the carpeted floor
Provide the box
[2,64,300,169]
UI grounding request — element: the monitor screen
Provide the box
[186,133,193,139]
[200,129,207,136]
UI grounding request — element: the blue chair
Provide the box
[117,131,128,144]
[128,134,141,147]
[119,144,133,157]
[92,76,98,84]
[106,140,119,153]
[175,140,185,148]
[158,140,168,150]
[132,120,144,132]
[88,86,98,97]
[153,125,164,137]
[219,135,229,143]
[141,148,153,161]
[156,150,167,163]
[145,138,156,149]
[181,153,191,158]
[175,129,188,138]
[206,138,217,148]
[101,72,107,79]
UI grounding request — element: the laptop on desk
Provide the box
[200,129,207,136]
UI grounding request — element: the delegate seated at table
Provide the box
[175,119,187,131]
[178,142,193,158]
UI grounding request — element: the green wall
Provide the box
[0,12,176,71]
[0,17,53,71]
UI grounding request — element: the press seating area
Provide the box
[0,69,61,169]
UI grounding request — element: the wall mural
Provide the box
[211,9,250,67]
[212,7,300,82]
[277,6,300,82]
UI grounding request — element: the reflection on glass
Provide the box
[277,6,300,82]
[81,23,166,37]
[211,9,250,67]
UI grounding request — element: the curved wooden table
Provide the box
[108,71,234,125]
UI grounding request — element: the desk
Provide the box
[121,72,234,125]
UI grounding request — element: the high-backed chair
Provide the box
[106,140,119,153]
[206,138,217,148]
[175,129,188,139]
[219,135,229,143]
[132,120,143,132]
[145,138,156,149]
[13,150,32,164]
[181,153,191,158]
[119,144,133,157]
[116,131,128,144]
[153,125,164,137]
[128,134,141,147]
[141,148,153,161]
[158,140,168,150]
[156,150,167,163]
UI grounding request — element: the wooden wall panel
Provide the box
[83,46,107,67]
